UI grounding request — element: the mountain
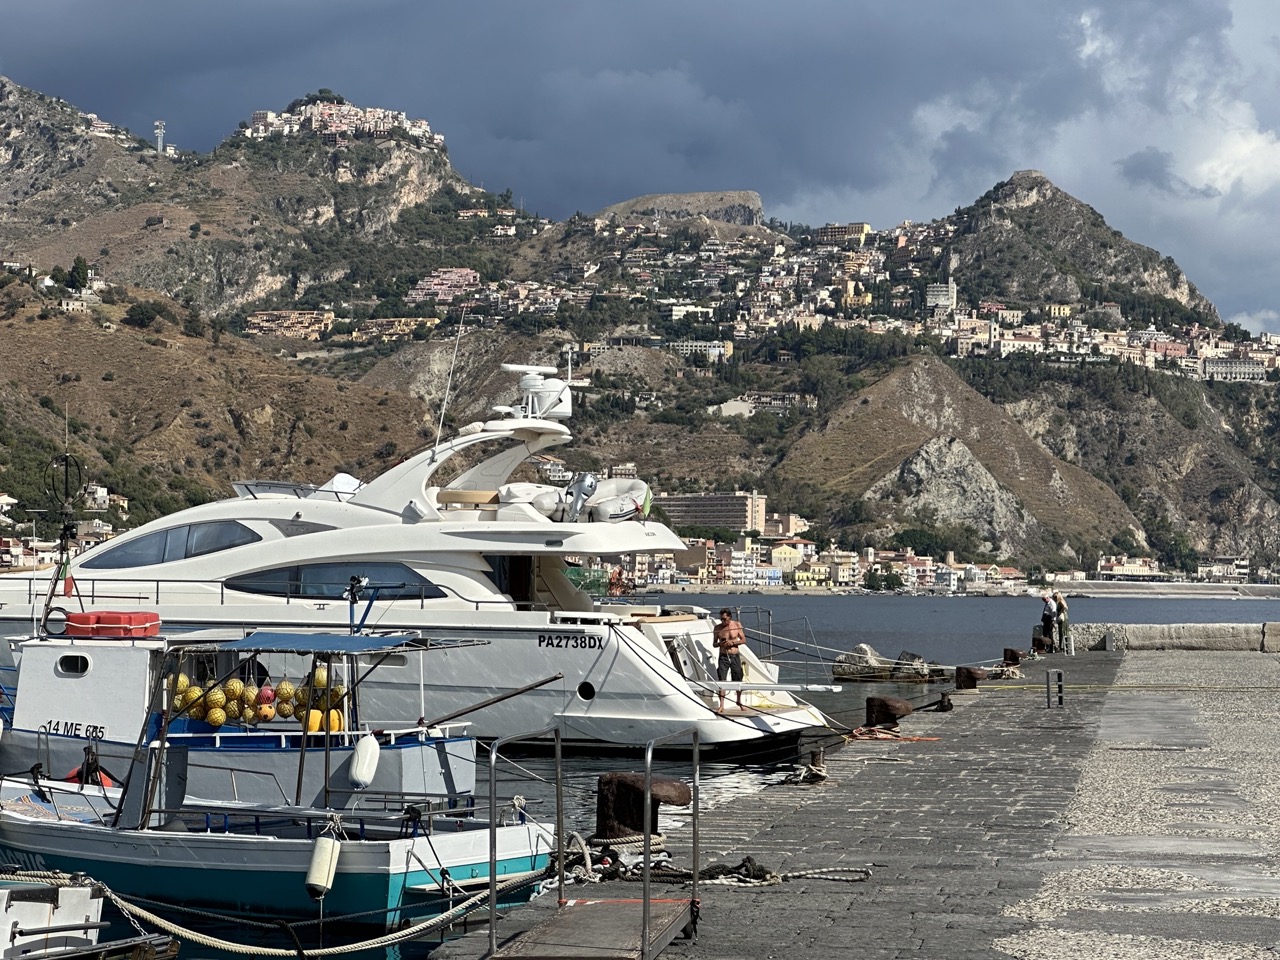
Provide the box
[771,357,1142,561]
[0,77,471,320]
[596,191,765,227]
[1,75,1276,573]
[943,169,1219,325]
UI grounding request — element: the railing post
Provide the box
[489,722,560,957]
[1045,669,1064,708]
[642,725,700,960]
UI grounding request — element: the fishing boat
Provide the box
[0,363,835,753]
[0,627,480,807]
[0,631,557,930]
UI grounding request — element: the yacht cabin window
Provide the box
[225,562,446,601]
[80,521,262,569]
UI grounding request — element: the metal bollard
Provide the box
[1045,669,1064,708]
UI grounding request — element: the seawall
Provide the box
[1072,620,1280,651]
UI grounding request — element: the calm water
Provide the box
[149,593,1275,958]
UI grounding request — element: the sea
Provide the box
[108,592,1276,958]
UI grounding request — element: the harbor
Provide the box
[435,634,1280,960]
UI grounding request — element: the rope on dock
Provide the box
[627,856,873,887]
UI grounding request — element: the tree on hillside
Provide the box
[69,256,89,291]
[122,300,174,329]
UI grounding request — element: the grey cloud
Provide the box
[1116,147,1222,199]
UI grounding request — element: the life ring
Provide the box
[64,766,113,789]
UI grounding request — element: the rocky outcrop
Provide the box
[596,191,764,226]
[776,357,1142,563]
[864,436,1039,556]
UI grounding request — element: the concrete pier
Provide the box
[433,646,1280,959]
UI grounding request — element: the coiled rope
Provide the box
[585,831,667,854]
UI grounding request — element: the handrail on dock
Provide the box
[642,726,700,960]
[487,723,563,957]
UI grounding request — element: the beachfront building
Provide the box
[1197,555,1250,583]
[1096,555,1164,580]
[654,490,767,534]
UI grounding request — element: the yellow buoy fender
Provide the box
[348,734,380,790]
[305,835,340,901]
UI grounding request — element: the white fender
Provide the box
[305,835,341,900]
[348,733,381,790]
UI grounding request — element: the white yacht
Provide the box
[0,365,835,753]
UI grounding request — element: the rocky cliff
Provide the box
[771,357,1143,562]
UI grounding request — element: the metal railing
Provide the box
[487,723,563,956]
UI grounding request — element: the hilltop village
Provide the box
[238,217,1269,383]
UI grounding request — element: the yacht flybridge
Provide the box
[0,364,836,752]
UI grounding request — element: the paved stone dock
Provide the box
[433,649,1280,959]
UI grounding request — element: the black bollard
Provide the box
[595,771,691,841]
[865,695,913,728]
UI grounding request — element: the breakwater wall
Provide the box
[1073,621,1280,651]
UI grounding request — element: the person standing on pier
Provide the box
[1040,592,1059,653]
[713,608,746,713]
[1052,591,1070,653]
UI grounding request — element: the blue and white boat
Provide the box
[0,631,557,930]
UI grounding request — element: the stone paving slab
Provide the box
[432,649,1280,959]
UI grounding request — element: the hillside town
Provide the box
[0,99,1274,589]
[236,217,1273,386]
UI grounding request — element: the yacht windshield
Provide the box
[80,521,262,569]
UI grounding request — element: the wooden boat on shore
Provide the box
[832,644,949,683]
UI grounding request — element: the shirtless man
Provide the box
[713,608,746,713]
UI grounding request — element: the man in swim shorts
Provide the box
[713,608,746,713]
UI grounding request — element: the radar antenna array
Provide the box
[39,451,86,632]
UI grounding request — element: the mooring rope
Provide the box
[0,866,547,957]
[102,871,548,957]
[620,856,873,887]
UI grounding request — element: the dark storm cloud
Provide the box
[0,0,1110,220]
[0,0,1274,324]
[1116,147,1222,199]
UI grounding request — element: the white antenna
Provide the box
[433,308,467,451]
[154,120,165,154]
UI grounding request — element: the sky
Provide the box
[1,0,1277,330]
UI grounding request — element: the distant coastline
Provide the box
[646,581,1280,600]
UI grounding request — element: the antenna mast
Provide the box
[154,120,166,154]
